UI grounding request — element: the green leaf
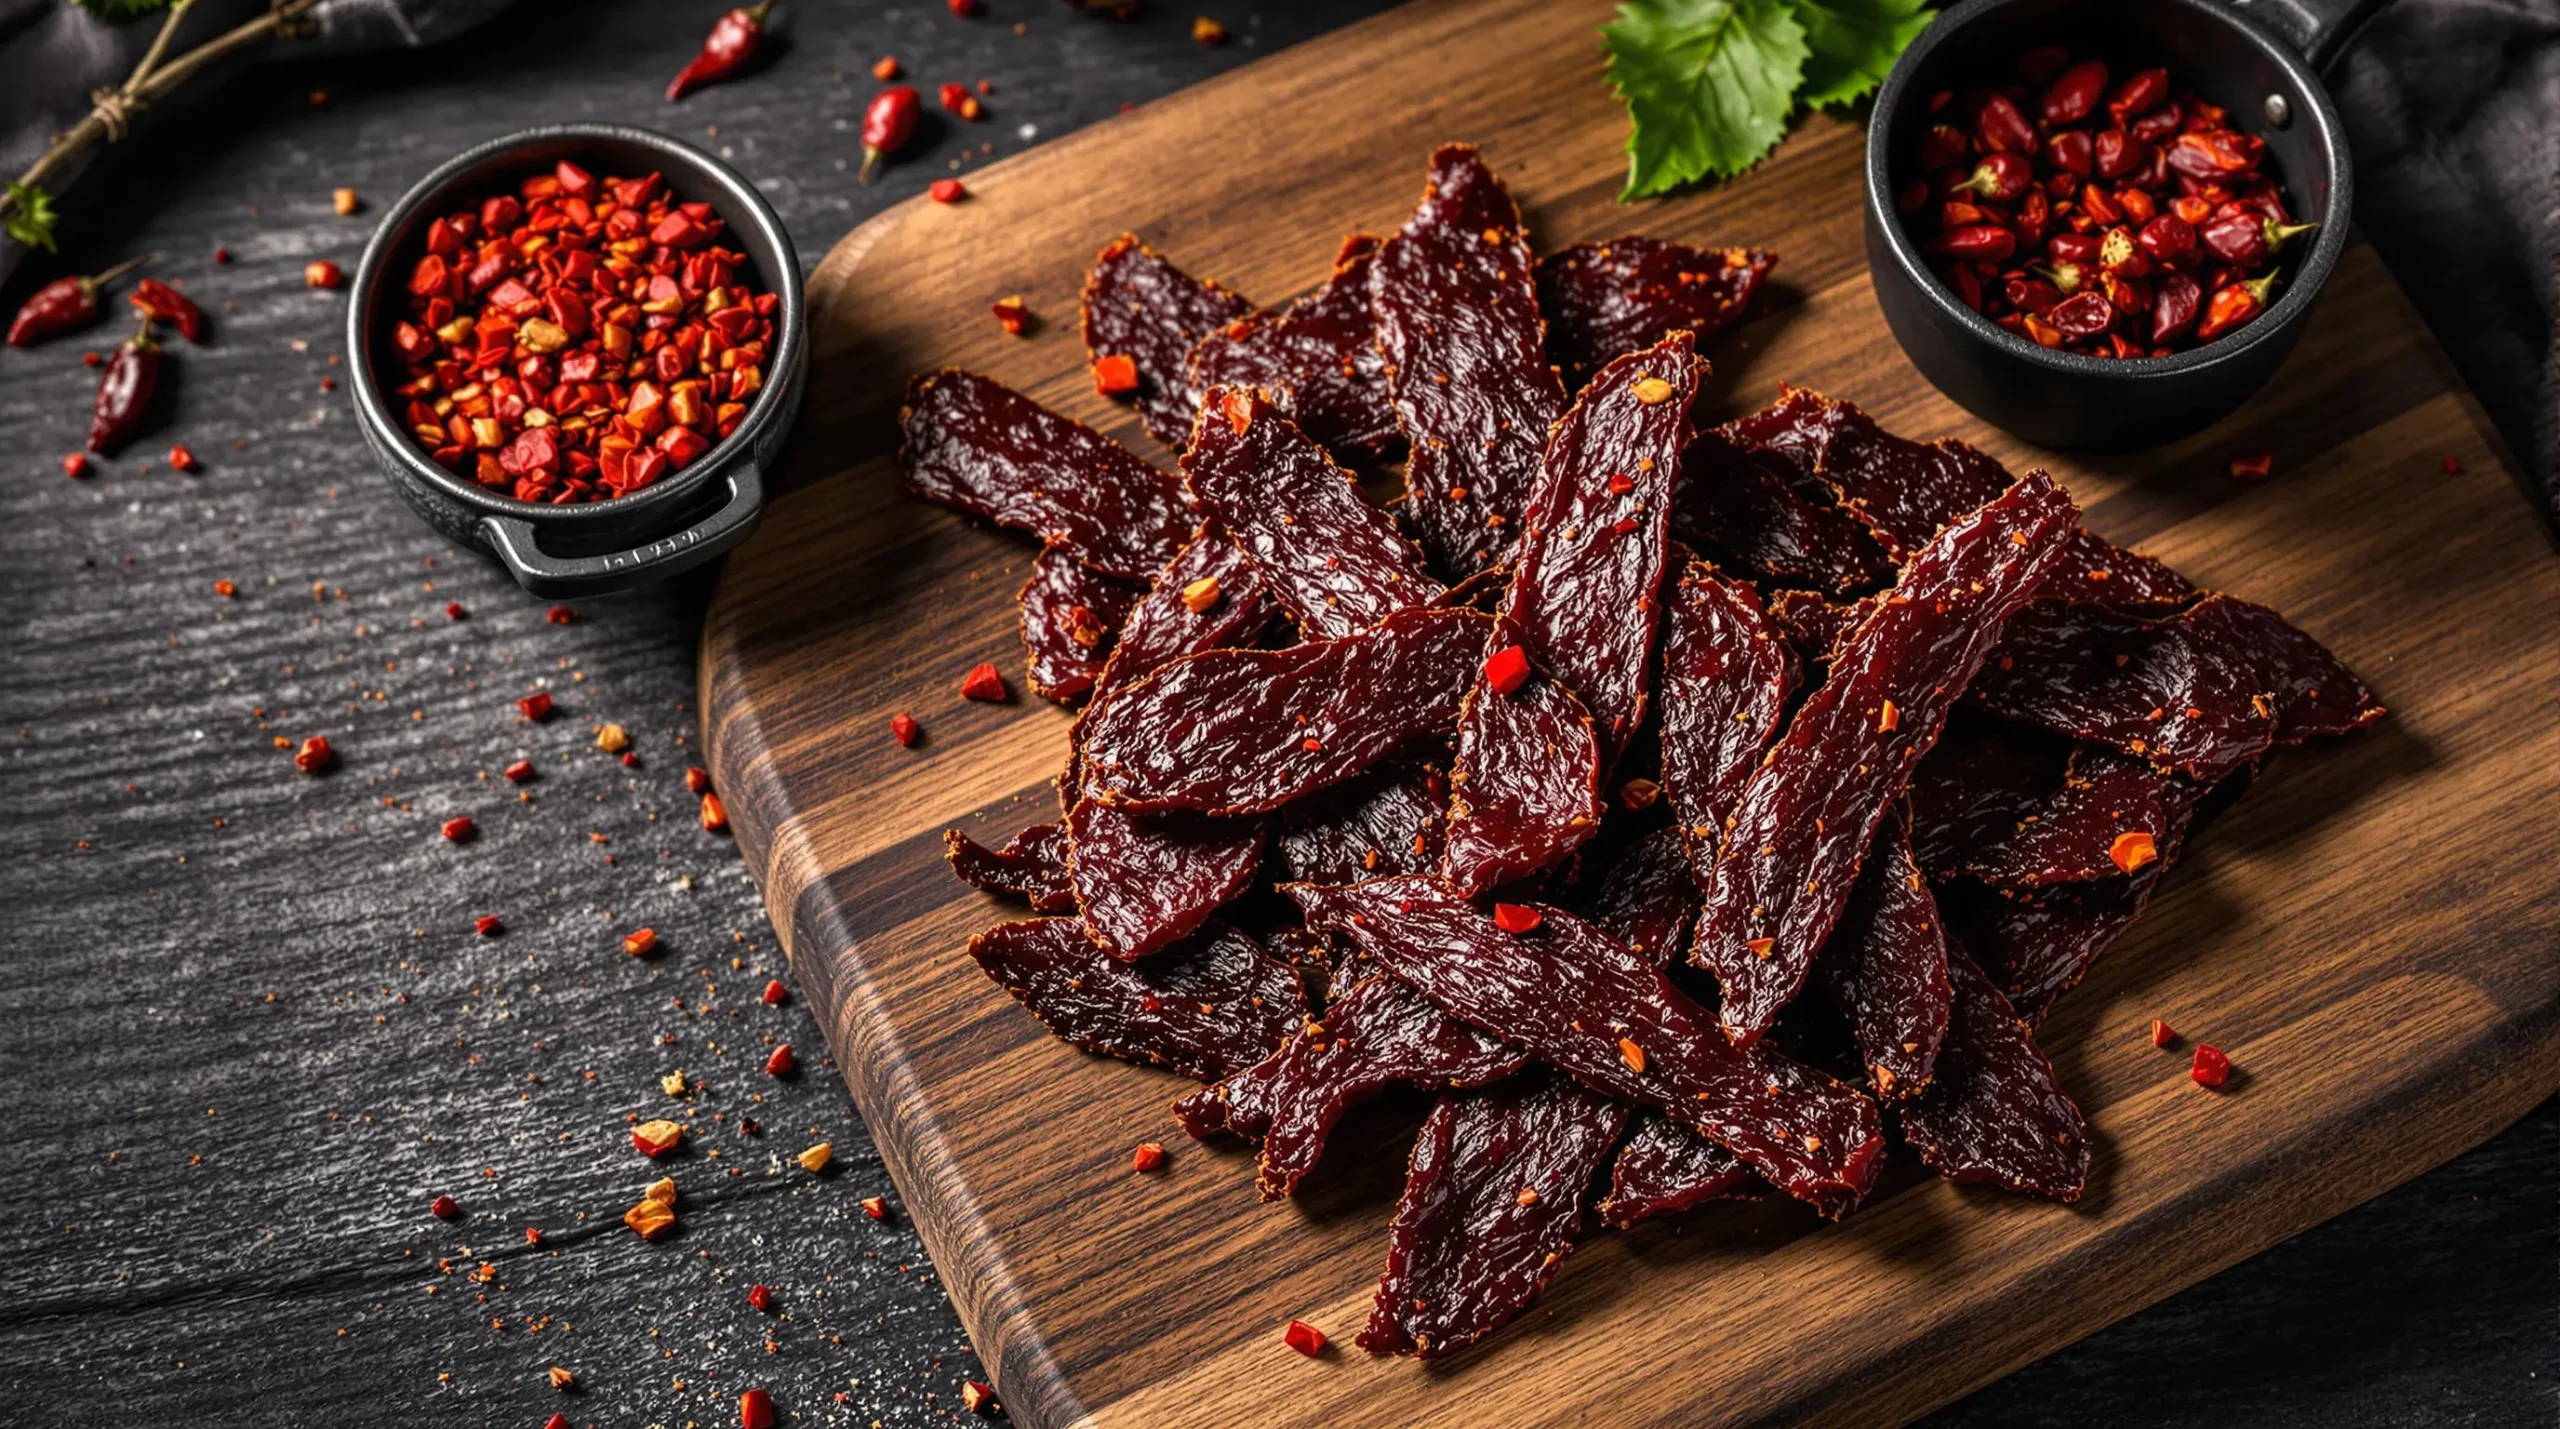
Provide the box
[1794,0,1937,110]
[70,0,176,20]
[4,181,60,253]
[1603,0,1810,200]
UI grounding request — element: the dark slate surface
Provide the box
[0,3,2547,1426]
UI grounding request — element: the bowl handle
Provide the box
[480,462,765,597]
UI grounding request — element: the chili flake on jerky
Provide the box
[1657,559,1798,879]
[1815,817,1953,1101]
[1944,745,2210,888]
[1184,234,1402,464]
[1081,234,1253,450]
[1537,238,1774,383]
[1018,548,1142,705]
[1900,947,2090,1200]
[966,919,1303,1081]
[1694,469,2081,1048]
[1369,144,1568,575]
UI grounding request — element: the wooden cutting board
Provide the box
[698,2,2560,1423]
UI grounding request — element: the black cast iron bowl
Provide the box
[345,124,804,597]
[1865,0,2368,451]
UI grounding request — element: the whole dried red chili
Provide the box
[860,85,920,182]
[665,2,774,102]
[87,315,161,455]
[7,254,150,347]
[129,277,208,343]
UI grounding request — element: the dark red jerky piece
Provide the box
[1081,606,1492,816]
[1441,676,1603,896]
[1359,1077,1627,1359]
[1673,432,1895,599]
[1659,561,1798,879]
[1815,820,1951,1101]
[1906,708,2079,880]
[1019,548,1143,705]
[2040,528,2198,610]
[945,822,1076,913]
[1184,234,1401,463]
[899,370,1193,582]
[1175,974,1526,1200]
[1600,1111,1756,1228]
[1065,784,1266,961]
[1538,238,1774,384]
[1694,471,2081,1048]
[966,918,1303,1082]
[1182,389,1443,639]
[1954,748,2210,888]
[1291,876,1885,1219]
[1278,754,1446,886]
[1972,595,2382,781]
[1764,587,1866,670]
[1574,823,1697,969]
[1370,143,1569,576]
[1900,946,2090,1200]
[1081,233,1254,450]
[1089,522,1273,697]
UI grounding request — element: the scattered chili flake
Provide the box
[930,177,967,204]
[761,978,788,1005]
[891,711,922,746]
[632,1119,684,1157]
[525,1227,543,1245]
[1191,16,1227,44]
[1618,1036,1647,1074]
[517,691,555,721]
[546,605,577,625]
[1283,1318,1327,1357]
[764,1043,795,1075]
[2228,449,2273,481]
[950,0,982,13]
[959,661,1009,702]
[1131,1140,1167,1173]
[62,452,88,477]
[1491,902,1542,934]
[860,1194,889,1219]
[332,188,361,216]
[475,914,503,936]
[939,81,972,114]
[1630,376,1677,404]
[596,723,632,753]
[441,816,477,842]
[620,750,642,768]
[686,765,713,794]
[1091,352,1140,396]
[645,1176,678,1205]
[545,1365,574,1391]
[623,927,659,957]
[989,295,1030,336]
[747,1282,774,1312]
[740,1387,777,1429]
[443,600,466,620]
[662,1069,689,1096]
[700,792,730,832]
[293,735,333,773]
[169,443,199,472]
[83,351,102,367]
[431,1194,460,1220]
[1877,698,1900,732]
[624,1196,676,1239]
[213,578,236,598]
[2150,1017,2177,1047]
[798,1141,834,1173]
[1482,643,1531,697]
[961,1380,998,1415]
[502,759,536,784]
[2190,1043,2231,1088]
[212,247,232,265]
[2441,454,2462,474]
[2108,829,2160,873]
[871,55,900,81]
[304,260,344,289]
[1618,776,1661,810]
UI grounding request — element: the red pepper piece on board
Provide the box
[859,85,919,182]
[890,711,921,747]
[666,2,774,101]
[6,254,150,347]
[2191,1043,2232,1088]
[1283,1319,1327,1357]
[959,661,1008,702]
[929,177,965,203]
[747,1283,773,1312]
[2151,1018,2179,1047]
[128,277,207,343]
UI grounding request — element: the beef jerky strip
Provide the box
[1081,606,1492,816]
[1972,594,2384,781]
[1441,334,1703,893]
[1950,746,2213,889]
[1359,1076,1628,1359]
[945,822,1076,913]
[1183,234,1402,464]
[1369,143,1569,576]
[1019,548,1143,706]
[1081,233,1254,450]
[1658,559,1798,880]
[1278,753,1447,886]
[1182,388,1443,639]
[899,369,1192,582]
[1673,431,1896,598]
[1291,875,1885,1219]
[1086,521,1274,700]
[1899,946,2090,1200]
[1572,822,1698,969]
[1173,973,1526,1200]
[1763,587,1869,672]
[1538,237,1775,384]
[1905,708,2079,880]
[1599,1111,1757,1229]
[967,918,1304,1081]
[1066,769,1267,961]
[1694,470,2081,1048]
[1815,818,1951,1101]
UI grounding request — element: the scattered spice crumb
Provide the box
[686,765,712,794]
[798,1142,834,1174]
[1192,16,1227,44]
[431,1194,460,1220]
[701,792,730,832]
[764,1044,795,1075]
[2150,1018,2177,1047]
[871,55,900,80]
[2441,454,2462,474]
[443,600,466,620]
[950,0,981,12]
[595,723,631,753]
[1283,1318,1327,1357]
[545,1365,574,1391]
[1492,902,1541,934]
[623,927,659,957]
[474,914,503,937]
[860,1194,889,1220]
[761,978,789,1006]
[959,662,1008,702]
[2190,1043,2231,1088]
[891,710,923,747]
[293,735,333,773]
[1131,1140,1166,1173]
[502,759,536,784]
[747,1282,774,1312]
[1091,352,1139,395]
[930,177,967,203]
[62,452,88,477]
[989,296,1029,336]
[214,578,236,598]
[169,443,199,472]
[632,1119,684,1157]
[624,1195,676,1239]
[212,246,231,264]
[546,604,577,624]
[304,259,344,289]
[517,691,555,721]
[440,816,476,843]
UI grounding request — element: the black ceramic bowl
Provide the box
[1865,0,2357,451]
[346,124,804,596]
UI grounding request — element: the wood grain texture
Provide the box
[699,2,2560,1425]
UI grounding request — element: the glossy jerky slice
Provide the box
[1065,780,1267,961]
[1694,470,2081,1048]
[1975,594,2384,781]
[1359,1077,1627,1359]
[1081,233,1254,450]
[1278,754,1447,886]
[1573,822,1698,969]
[967,918,1303,1081]
[1538,237,1775,383]
[1081,606,1492,816]
[1441,676,1603,897]
[1673,432,1895,598]
[1764,587,1868,671]
[1899,946,2090,1199]
[1659,560,1798,879]
[1089,521,1273,697]
[1953,747,2211,888]
[899,369,1192,582]
[1815,819,1951,1101]
[1019,548,1143,705]
[1369,143,1569,576]
[1182,388,1443,639]
[1184,234,1401,463]
[1291,875,1884,1218]
[1905,708,2079,880]
[1174,974,1527,1200]
[1600,1111,1756,1228]
[945,821,1076,913]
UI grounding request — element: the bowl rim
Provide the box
[1864,0,2354,379]
[344,122,804,526]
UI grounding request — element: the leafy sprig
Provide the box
[5,181,60,252]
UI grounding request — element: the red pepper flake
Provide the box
[2108,829,2159,874]
[871,56,900,81]
[686,765,712,793]
[440,815,477,843]
[1131,1140,1167,1173]
[959,662,1008,702]
[2190,1043,2231,1088]
[623,927,659,957]
[990,295,1030,336]
[1091,352,1140,396]
[443,600,466,620]
[700,792,729,832]
[961,1380,998,1415]
[502,759,536,784]
[431,1194,460,1220]
[525,1226,545,1247]
[1283,1318,1327,1357]
[213,579,237,599]
[747,1282,774,1312]
[212,247,232,265]
[1300,736,1323,753]
[304,259,344,290]
[1491,902,1542,934]
[632,1119,684,1157]
[939,81,972,114]
[1607,472,1634,495]
[1191,16,1228,44]
[516,691,555,722]
[2150,1017,2177,1047]
[83,351,102,367]
[544,1415,569,1429]
[949,0,982,13]
[764,1043,795,1076]
[1179,574,1223,613]
[1482,643,1531,697]
[475,914,503,937]
[860,1195,890,1220]
[620,750,641,768]
[761,977,789,1005]
[1618,776,1661,810]
[546,605,577,625]
[930,178,967,204]
[61,452,89,478]
[1877,699,1901,732]
[890,710,922,747]
[1610,517,1640,535]
[293,735,334,773]
[2228,449,2273,481]
[169,443,199,473]
[2441,454,2462,474]
[740,1386,777,1429]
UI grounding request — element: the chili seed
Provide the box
[871,55,899,80]
[545,1365,574,1391]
